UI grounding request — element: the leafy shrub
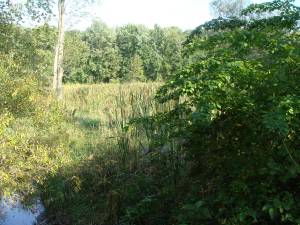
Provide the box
[156,0,300,224]
[0,56,69,197]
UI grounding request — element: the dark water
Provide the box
[0,197,45,225]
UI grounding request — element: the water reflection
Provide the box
[0,197,45,225]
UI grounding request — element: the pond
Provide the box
[0,196,46,225]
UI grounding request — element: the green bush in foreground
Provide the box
[157,0,300,224]
[0,56,69,197]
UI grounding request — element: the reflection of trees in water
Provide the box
[0,207,5,221]
[0,197,45,225]
[0,198,8,221]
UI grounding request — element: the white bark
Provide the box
[52,44,59,89]
[53,0,65,100]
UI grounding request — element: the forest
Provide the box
[28,21,186,84]
[0,0,300,225]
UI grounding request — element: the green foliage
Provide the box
[31,24,57,84]
[116,24,148,80]
[61,21,185,83]
[40,83,172,225]
[4,1,300,225]
[127,55,145,81]
[140,25,185,80]
[64,31,90,83]
[0,55,69,197]
[39,2,300,222]
[0,23,56,87]
[156,0,300,224]
[83,21,121,83]
[0,0,52,24]
[210,0,250,18]
[0,4,69,198]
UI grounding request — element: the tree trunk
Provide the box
[53,0,65,100]
[52,44,58,89]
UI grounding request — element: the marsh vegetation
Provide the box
[1,0,300,225]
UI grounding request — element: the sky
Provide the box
[71,0,300,31]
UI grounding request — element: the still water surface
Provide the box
[0,197,45,225]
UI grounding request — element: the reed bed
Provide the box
[42,82,183,225]
[62,82,170,160]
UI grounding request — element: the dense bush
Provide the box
[0,52,70,197]
[0,4,69,197]
[156,0,300,224]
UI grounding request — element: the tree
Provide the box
[52,0,100,99]
[83,20,121,82]
[0,0,51,24]
[116,24,148,80]
[127,54,145,81]
[63,30,90,83]
[0,0,68,196]
[210,0,250,18]
[52,0,65,100]
[140,25,185,80]
[141,25,164,80]
[31,24,57,85]
[161,27,185,79]
[0,1,54,83]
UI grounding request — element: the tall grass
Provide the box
[62,82,169,159]
[42,82,186,225]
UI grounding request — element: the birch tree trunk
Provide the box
[53,0,65,100]
[52,44,58,89]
